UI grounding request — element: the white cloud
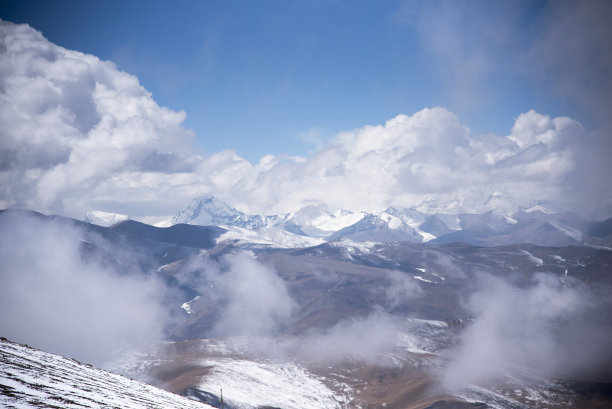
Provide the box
[385,270,423,308]
[442,273,612,389]
[179,251,296,338]
[509,110,579,149]
[0,20,204,217]
[0,210,168,366]
[0,20,600,220]
[300,311,403,364]
[398,0,612,216]
[210,253,296,337]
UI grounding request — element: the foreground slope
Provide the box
[0,337,213,409]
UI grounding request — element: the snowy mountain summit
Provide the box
[93,194,605,248]
[158,196,436,244]
[159,195,279,229]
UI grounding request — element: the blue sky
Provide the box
[1,0,580,162]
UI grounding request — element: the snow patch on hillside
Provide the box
[218,226,324,248]
[85,210,128,226]
[329,239,379,254]
[199,358,344,409]
[309,210,366,234]
[549,221,583,242]
[521,250,544,266]
[524,205,555,214]
[181,296,201,315]
[414,276,436,283]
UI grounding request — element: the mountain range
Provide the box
[94,195,612,249]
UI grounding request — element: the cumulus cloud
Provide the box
[0,20,206,218]
[0,19,605,220]
[0,210,168,367]
[402,0,612,215]
[442,272,612,389]
[229,107,579,214]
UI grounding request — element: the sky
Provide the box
[0,0,559,160]
[1,0,611,220]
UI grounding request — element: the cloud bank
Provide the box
[0,19,606,220]
[0,211,167,366]
[405,0,612,215]
[442,273,612,389]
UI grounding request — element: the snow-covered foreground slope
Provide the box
[0,338,213,409]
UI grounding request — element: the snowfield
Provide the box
[85,210,128,227]
[198,358,344,409]
[217,225,325,248]
[0,338,213,409]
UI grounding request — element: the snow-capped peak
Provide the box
[173,196,246,225]
[85,210,128,227]
[523,204,556,214]
[158,195,269,229]
[150,195,592,248]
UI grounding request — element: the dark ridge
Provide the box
[557,380,612,398]
[111,219,226,249]
[587,218,612,238]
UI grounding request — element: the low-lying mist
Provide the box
[175,250,425,363]
[298,310,404,364]
[441,272,612,390]
[0,211,168,367]
[183,252,296,337]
